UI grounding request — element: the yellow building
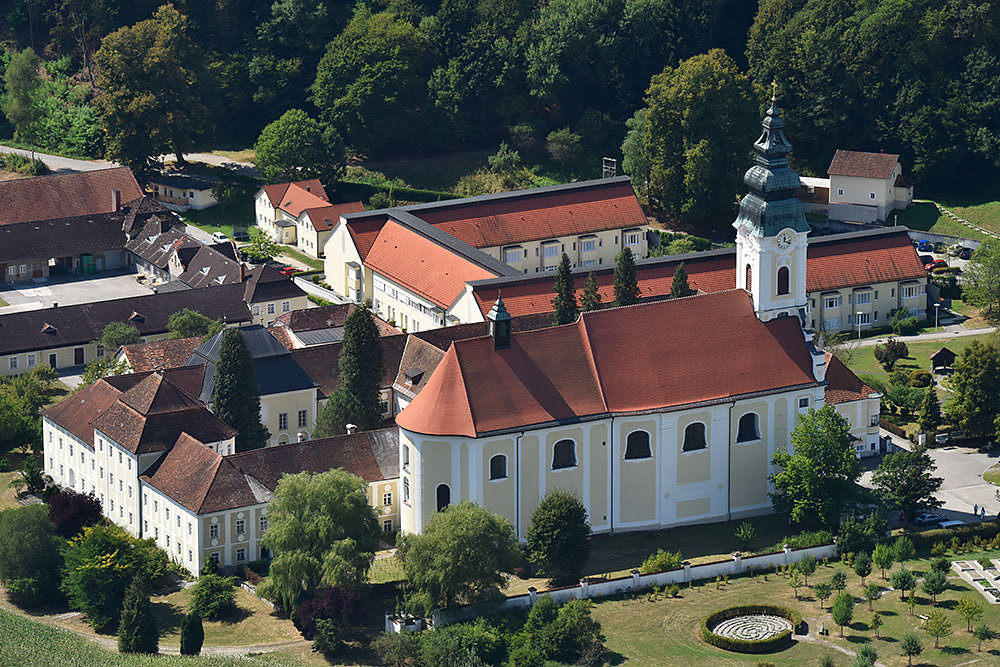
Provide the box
[242,265,310,327]
[254,179,329,246]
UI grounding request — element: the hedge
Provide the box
[908,521,1000,550]
[700,605,802,654]
[335,180,458,205]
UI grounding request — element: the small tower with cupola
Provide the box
[487,294,511,350]
[733,83,811,324]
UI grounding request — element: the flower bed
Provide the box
[700,605,802,654]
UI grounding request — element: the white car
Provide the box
[211,231,229,243]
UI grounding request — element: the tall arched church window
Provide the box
[777,266,790,295]
[436,484,450,512]
[552,440,577,469]
[624,431,651,459]
[737,413,760,442]
[682,423,707,452]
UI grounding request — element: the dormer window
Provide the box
[201,267,210,275]
[404,369,424,386]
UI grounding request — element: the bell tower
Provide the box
[733,83,810,324]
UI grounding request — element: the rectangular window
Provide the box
[144,521,148,533]
[128,485,132,498]
[153,500,158,512]
[210,552,220,565]
[402,446,410,470]
[580,238,597,253]
[110,499,115,512]
[869,413,880,427]
[625,230,641,246]
[582,259,597,267]
[824,317,842,330]
[383,492,392,506]
[298,410,307,428]
[855,291,871,305]
[891,288,896,298]
[837,188,844,196]
[252,304,260,315]
[26,353,35,367]
[188,550,193,562]
[99,466,103,479]
[236,548,246,562]
[8,357,16,370]
[403,478,410,503]
[235,519,245,535]
[798,397,810,409]
[259,515,268,532]
[383,519,393,532]
[177,515,180,528]
[209,524,219,539]
[96,345,105,358]
[856,312,872,326]
[823,295,842,309]
[869,192,876,200]
[188,522,192,535]
[902,284,923,299]
[109,472,114,485]
[503,246,523,263]
[165,508,169,520]
[281,300,290,313]
[166,535,170,547]
[278,413,288,430]
[266,303,275,314]
[542,243,559,259]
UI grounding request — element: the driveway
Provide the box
[0,270,154,312]
[0,145,115,174]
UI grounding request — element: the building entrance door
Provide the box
[74,348,84,365]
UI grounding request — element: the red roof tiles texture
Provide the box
[397,291,817,437]
[827,150,899,180]
[824,352,877,404]
[365,220,499,308]
[0,167,143,225]
[302,201,365,231]
[804,233,925,292]
[121,338,204,372]
[262,179,328,210]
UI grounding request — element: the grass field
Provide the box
[278,245,324,271]
[841,332,994,383]
[896,201,991,242]
[985,466,1000,486]
[183,199,256,239]
[207,149,256,163]
[590,548,1000,666]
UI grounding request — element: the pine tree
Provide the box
[580,271,603,312]
[179,611,204,656]
[918,385,942,433]
[613,247,640,306]
[314,388,364,438]
[551,253,578,324]
[336,305,385,430]
[670,262,694,298]
[118,575,158,654]
[212,329,270,451]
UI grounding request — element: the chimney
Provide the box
[346,423,358,435]
[52,302,58,308]
[112,189,122,211]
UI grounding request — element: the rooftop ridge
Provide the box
[385,210,518,278]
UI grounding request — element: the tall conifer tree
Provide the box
[212,329,269,451]
[670,262,694,298]
[315,305,385,436]
[613,247,640,306]
[118,575,158,654]
[580,271,603,312]
[551,253,578,324]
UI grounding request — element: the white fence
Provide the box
[292,275,349,304]
[430,542,837,627]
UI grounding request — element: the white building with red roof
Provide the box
[827,149,914,222]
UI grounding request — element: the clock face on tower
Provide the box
[776,231,793,250]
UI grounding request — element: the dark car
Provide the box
[959,247,973,260]
[917,240,934,252]
[919,254,934,265]
[914,512,947,526]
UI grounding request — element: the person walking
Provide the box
[975,503,979,516]
[982,507,987,520]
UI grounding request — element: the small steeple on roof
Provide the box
[487,295,511,323]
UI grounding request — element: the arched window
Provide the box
[277,434,289,445]
[624,431,651,460]
[436,484,450,512]
[737,413,760,442]
[489,454,507,480]
[777,266,790,295]
[552,439,576,469]
[682,423,707,452]
[745,264,752,290]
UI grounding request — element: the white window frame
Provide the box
[855,291,872,306]
[823,295,842,309]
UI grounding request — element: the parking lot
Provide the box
[912,237,973,274]
[0,269,154,313]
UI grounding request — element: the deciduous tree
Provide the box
[924,609,952,648]
[48,488,103,538]
[963,241,1000,317]
[901,632,922,665]
[2,48,43,153]
[100,321,141,351]
[948,340,1000,436]
[890,566,916,601]
[813,581,832,609]
[253,108,345,183]
[191,573,236,620]
[242,227,281,263]
[526,490,590,585]
[167,309,223,340]
[770,404,861,527]
[853,552,872,585]
[873,337,908,372]
[871,449,943,521]
[922,570,947,603]
[957,595,985,631]
[864,583,881,611]
[974,623,992,651]
[0,504,63,607]
[551,253,578,325]
[831,591,854,637]
[872,543,895,580]
[212,328,269,451]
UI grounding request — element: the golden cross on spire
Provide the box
[771,80,778,103]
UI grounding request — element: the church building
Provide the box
[396,91,881,537]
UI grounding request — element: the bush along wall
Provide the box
[700,605,802,654]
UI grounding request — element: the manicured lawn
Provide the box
[897,201,994,243]
[985,465,1000,486]
[591,548,1000,666]
[207,148,256,163]
[277,245,324,271]
[841,332,993,384]
[183,195,256,239]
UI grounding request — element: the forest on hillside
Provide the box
[1,0,998,229]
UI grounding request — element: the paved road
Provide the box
[0,145,115,173]
[854,323,996,347]
[160,151,259,177]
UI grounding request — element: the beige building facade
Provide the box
[809,279,926,334]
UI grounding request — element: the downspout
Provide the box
[516,431,523,539]
[727,401,734,522]
[609,416,615,534]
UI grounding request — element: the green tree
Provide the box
[487,142,522,177]
[99,321,142,351]
[2,48,43,154]
[890,567,916,601]
[948,340,1000,435]
[918,385,943,433]
[922,570,947,603]
[260,469,379,612]
[734,521,756,551]
[167,309,224,340]
[900,632,922,665]
[179,611,203,655]
[314,389,364,438]
[311,9,431,154]
[864,583,881,611]
[669,262,694,298]
[579,271,602,312]
[963,241,1000,317]
[831,571,847,593]
[831,591,854,637]
[797,555,817,585]
[643,49,757,230]
[526,490,590,585]
[191,573,236,620]
[0,504,63,607]
[253,108,345,183]
[613,247,640,307]
[891,536,916,563]
[871,449,943,521]
[370,631,420,667]
[621,108,650,193]
[957,595,985,631]
[974,624,992,651]
[80,356,129,386]
[545,127,582,169]
[925,609,952,648]
[397,502,520,614]
[788,569,802,599]
[813,581,832,609]
[854,643,877,667]
[873,337,908,372]
[551,253,578,325]
[872,543,895,580]
[211,328,269,451]
[118,574,157,654]
[242,227,282,263]
[769,404,861,527]
[94,4,213,177]
[871,612,883,638]
[851,552,871,585]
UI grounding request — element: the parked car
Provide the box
[917,239,934,252]
[925,259,948,271]
[231,229,250,242]
[278,265,298,277]
[938,519,965,529]
[919,254,934,265]
[914,512,947,526]
[211,231,229,243]
[959,247,973,260]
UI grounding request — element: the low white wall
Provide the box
[292,275,348,304]
[430,542,837,627]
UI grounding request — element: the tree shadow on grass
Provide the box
[877,635,898,643]
[604,650,626,665]
[940,645,970,656]
[878,610,899,617]
[846,635,871,645]
[150,601,182,636]
[218,604,252,625]
[938,599,959,610]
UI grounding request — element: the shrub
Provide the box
[931,541,948,556]
[47,489,104,539]
[313,618,341,658]
[179,611,203,656]
[701,605,801,653]
[931,557,951,574]
[191,573,236,620]
[293,586,361,639]
[526,490,591,585]
[909,370,933,388]
[418,619,506,667]
[875,337,909,371]
[117,575,157,654]
[909,522,1000,550]
[768,530,835,552]
[371,631,420,667]
[640,548,683,574]
[0,504,62,607]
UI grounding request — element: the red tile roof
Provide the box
[828,150,899,180]
[301,201,365,231]
[804,231,925,292]
[0,167,142,225]
[824,352,877,404]
[346,215,391,259]
[42,379,124,447]
[365,220,500,308]
[262,179,328,212]
[141,434,246,514]
[120,337,204,372]
[397,290,818,437]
